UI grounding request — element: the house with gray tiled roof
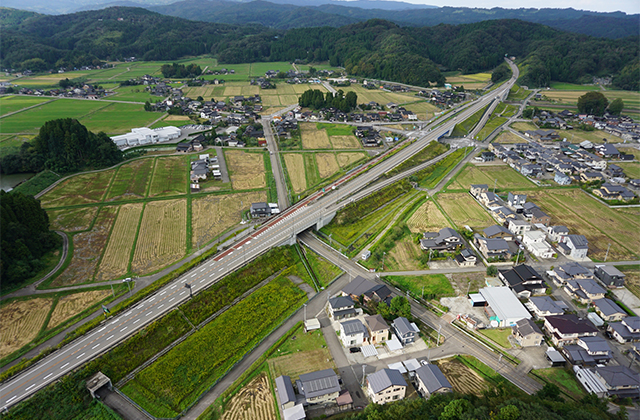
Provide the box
[328,296,355,320]
[528,296,564,318]
[367,369,407,404]
[415,364,452,398]
[564,279,606,304]
[340,319,369,347]
[593,298,627,322]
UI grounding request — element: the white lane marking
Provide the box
[61,363,69,369]
[92,344,100,349]
[44,374,53,380]
[158,304,164,309]
[169,298,175,302]
[218,268,223,272]
[199,279,205,283]
[160,291,166,296]
[124,311,132,316]
[25,384,36,391]
[107,335,114,340]
[180,291,186,295]
[149,297,156,302]
[199,268,205,273]
[77,353,85,359]
[6,396,16,403]
[190,273,196,278]
[146,312,153,316]
[97,327,105,332]
[134,319,140,324]
[171,284,177,289]
[120,327,128,332]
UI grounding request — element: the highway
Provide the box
[0,60,519,410]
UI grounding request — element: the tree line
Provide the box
[160,63,203,78]
[298,89,357,112]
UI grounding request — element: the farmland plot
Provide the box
[301,123,331,149]
[315,153,340,179]
[0,96,51,116]
[221,374,276,420]
[226,150,266,190]
[437,193,493,230]
[337,152,367,168]
[106,159,154,200]
[451,164,534,191]
[436,358,489,396]
[284,154,306,193]
[191,191,266,247]
[0,298,53,359]
[97,203,144,280]
[269,349,335,382]
[40,170,115,208]
[47,206,98,232]
[406,200,451,233]
[148,157,187,197]
[330,135,360,149]
[131,200,186,274]
[47,290,111,328]
[50,206,118,287]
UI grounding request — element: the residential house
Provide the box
[558,235,589,260]
[492,206,517,224]
[592,365,640,399]
[474,235,511,260]
[367,369,407,404]
[508,192,527,208]
[555,171,572,185]
[415,364,453,398]
[594,265,626,288]
[580,172,606,183]
[419,228,462,251]
[595,143,620,159]
[548,262,592,286]
[499,265,547,298]
[544,314,598,346]
[592,298,627,322]
[530,208,551,227]
[328,296,356,320]
[296,369,341,404]
[522,202,540,220]
[275,376,296,410]
[454,249,477,267]
[392,317,420,345]
[547,225,570,243]
[250,202,272,218]
[564,279,606,304]
[512,318,544,347]
[340,319,369,347]
[508,219,531,236]
[563,336,612,365]
[594,183,636,201]
[363,284,393,306]
[470,184,488,198]
[480,151,495,162]
[176,142,193,153]
[528,296,564,318]
[484,225,515,241]
[522,230,555,259]
[364,314,389,345]
[478,191,500,207]
[341,276,376,301]
[607,317,640,343]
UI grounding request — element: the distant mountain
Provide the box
[146,1,639,39]
[0,7,41,26]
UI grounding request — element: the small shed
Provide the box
[304,318,321,332]
[469,293,487,307]
[86,372,112,398]
[588,312,605,328]
[403,358,421,372]
[546,348,566,367]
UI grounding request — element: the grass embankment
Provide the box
[451,105,489,137]
[12,170,62,196]
[385,142,449,177]
[384,274,456,300]
[531,368,587,400]
[413,147,471,189]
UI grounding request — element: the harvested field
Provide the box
[451,164,534,191]
[330,135,360,149]
[527,189,639,261]
[283,154,306,193]
[406,200,451,233]
[224,86,243,96]
[226,150,266,190]
[436,358,489,396]
[132,199,187,274]
[493,130,526,144]
[337,152,366,168]
[0,298,53,359]
[449,272,486,294]
[437,193,493,230]
[221,374,276,420]
[301,123,331,149]
[511,122,539,132]
[40,170,114,208]
[261,96,280,107]
[386,238,422,271]
[106,159,154,200]
[97,203,144,281]
[51,206,118,287]
[315,153,340,179]
[618,266,640,299]
[148,157,187,197]
[191,191,266,247]
[47,206,98,232]
[164,115,191,122]
[280,95,298,105]
[47,290,111,328]
[269,349,335,381]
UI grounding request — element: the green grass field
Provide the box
[617,162,640,179]
[477,116,508,141]
[532,368,587,400]
[548,82,602,91]
[40,170,115,208]
[478,329,512,348]
[105,158,154,200]
[79,102,159,134]
[304,248,343,287]
[385,274,456,299]
[0,96,52,116]
[316,123,354,136]
[450,163,534,191]
[451,105,488,137]
[507,85,531,101]
[416,147,470,189]
[148,157,187,197]
[0,99,110,134]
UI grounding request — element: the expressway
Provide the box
[0,60,519,410]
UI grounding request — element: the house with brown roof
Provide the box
[364,314,389,345]
[544,314,598,346]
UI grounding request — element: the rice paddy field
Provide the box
[96,203,144,281]
[225,150,266,190]
[0,298,53,359]
[106,158,154,200]
[436,193,494,230]
[148,156,188,197]
[0,96,52,116]
[301,123,332,149]
[40,170,115,208]
[46,290,111,328]
[47,206,99,232]
[449,163,535,191]
[542,89,640,110]
[446,72,492,90]
[526,189,640,261]
[284,151,367,194]
[493,130,527,144]
[406,199,451,233]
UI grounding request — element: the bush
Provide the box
[486,265,498,276]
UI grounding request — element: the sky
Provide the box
[398,0,640,14]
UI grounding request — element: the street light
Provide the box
[184,283,193,299]
[123,277,133,297]
[382,252,386,271]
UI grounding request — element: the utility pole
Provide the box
[123,278,133,297]
[303,303,307,322]
[437,324,442,346]
[422,285,425,300]
[515,249,521,265]
[493,178,497,194]
[382,252,386,271]
[362,364,366,386]
[604,243,611,262]
[110,283,115,298]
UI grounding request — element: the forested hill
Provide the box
[1,7,638,90]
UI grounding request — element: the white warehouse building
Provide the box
[479,286,531,328]
[111,126,181,148]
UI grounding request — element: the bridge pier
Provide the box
[315,211,336,230]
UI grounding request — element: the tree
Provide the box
[491,63,510,83]
[577,91,609,116]
[390,296,411,318]
[144,101,152,111]
[608,98,624,116]
[486,265,498,276]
